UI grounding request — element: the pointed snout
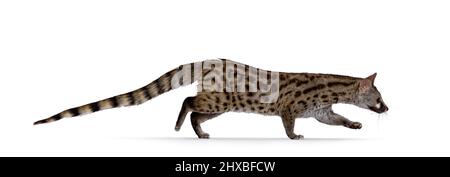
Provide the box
[369,102,389,113]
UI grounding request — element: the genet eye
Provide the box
[376,98,381,103]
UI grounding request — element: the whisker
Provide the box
[376,112,389,131]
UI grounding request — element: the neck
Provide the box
[320,75,360,105]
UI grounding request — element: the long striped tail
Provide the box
[34,63,192,125]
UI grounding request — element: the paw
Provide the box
[347,122,362,129]
[289,134,304,140]
[198,133,210,139]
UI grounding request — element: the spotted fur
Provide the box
[34,59,388,139]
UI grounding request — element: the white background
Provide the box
[1,0,449,156]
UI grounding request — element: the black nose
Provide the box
[380,103,388,113]
[369,103,389,113]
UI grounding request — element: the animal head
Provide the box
[354,73,389,113]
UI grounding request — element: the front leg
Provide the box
[314,107,362,129]
[281,110,304,140]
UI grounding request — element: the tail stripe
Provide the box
[155,79,165,94]
[67,108,80,117]
[127,92,136,105]
[89,102,100,112]
[144,86,153,99]
[141,87,151,101]
[110,97,119,107]
[53,114,62,121]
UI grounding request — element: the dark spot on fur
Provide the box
[258,106,264,110]
[321,95,328,99]
[333,97,339,102]
[246,100,252,105]
[287,79,296,85]
[313,94,319,98]
[306,97,311,100]
[238,95,243,101]
[284,91,292,96]
[332,92,338,97]
[296,80,309,87]
[297,100,307,106]
[295,91,302,97]
[303,84,326,94]
[327,82,355,87]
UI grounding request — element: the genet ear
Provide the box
[366,73,377,85]
[358,73,377,93]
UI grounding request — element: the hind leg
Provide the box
[190,112,222,139]
[175,94,226,137]
[174,97,195,131]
